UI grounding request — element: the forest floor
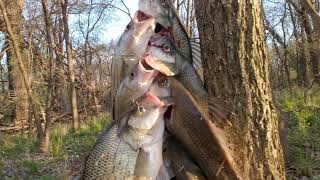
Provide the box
[0,87,320,180]
[276,86,320,179]
[0,114,111,180]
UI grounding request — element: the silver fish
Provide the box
[163,137,206,180]
[115,60,158,130]
[165,77,241,179]
[83,122,138,180]
[111,11,156,122]
[120,75,173,180]
[138,0,193,61]
[143,35,207,108]
[83,77,170,180]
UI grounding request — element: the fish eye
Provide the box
[158,77,168,87]
[160,0,166,5]
[129,72,135,80]
[125,24,131,31]
[138,106,145,113]
[162,44,171,52]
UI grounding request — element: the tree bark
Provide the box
[40,0,56,152]
[301,9,319,81]
[60,0,80,130]
[281,3,291,88]
[0,62,4,92]
[5,44,16,121]
[0,45,6,92]
[0,0,29,124]
[0,0,44,142]
[297,31,308,87]
[289,4,309,87]
[300,0,320,80]
[195,0,286,179]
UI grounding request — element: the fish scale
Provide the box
[166,78,239,179]
[83,123,139,180]
[171,15,193,61]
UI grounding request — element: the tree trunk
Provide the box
[302,12,319,82]
[289,4,309,87]
[6,45,15,121]
[40,0,56,153]
[300,0,320,80]
[0,0,44,143]
[0,45,5,92]
[1,0,29,125]
[93,83,99,116]
[60,0,80,130]
[281,3,291,88]
[6,49,14,93]
[195,1,286,179]
[297,32,309,87]
[0,63,4,92]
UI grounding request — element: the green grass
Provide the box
[0,114,112,179]
[39,175,56,180]
[0,134,38,158]
[276,86,320,177]
[20,160,41,174]
[0,114,111,158]
[50,114,111,157]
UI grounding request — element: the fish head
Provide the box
[120,75,172,150]
[117,60,159,101]
[118,11,156,63]
[138,0,175,28]
[128,74,173,130]
[148,74,172,101]
[115,60,158,130]
[143,35,179,76]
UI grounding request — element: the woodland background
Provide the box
[0,0,319,179]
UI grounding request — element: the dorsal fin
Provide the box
[190,39,203,82]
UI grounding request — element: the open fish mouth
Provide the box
[143,54,176,76]
[164,105,173,122]
[155,23,166,33]
[141,58,154,71]
[137,10,152,22]
[135,92,165,110]
[145,92,165,108]
[137,10,167,34]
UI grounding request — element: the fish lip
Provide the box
[137,10,169,33]
[144,92,165,108]
[142,56,156,71]
[143,55,159,73]
[134,92,165,110]
[143,55,176,76]
[139,59,156,73]
[138,60,159,82]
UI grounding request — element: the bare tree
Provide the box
[0,45,6,92]
[0,0,29,126]
[0,0,44,148]
[288,0,320,81]
[60,0,80,130]
[37,0,57,152]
